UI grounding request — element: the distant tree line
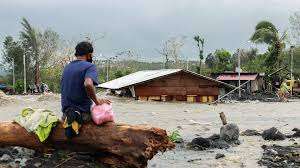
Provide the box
[1,12,300,93]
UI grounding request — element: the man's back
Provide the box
[61,60,99,113]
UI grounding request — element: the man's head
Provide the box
[75,41,94,63]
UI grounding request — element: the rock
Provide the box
[258,145,300,168]
[262,127,286,141]
[9,161,18,168]
[291,128,300,137]
[177,126,183,130]
[14,158,27,167]
[240,129,261,136]
[208,134,220,141]
[189,137,211,150]
[0,154,12,162]
[0,148,11,157]
[220,123,239,142]
[211,139,230,149]
[215,153,225,159]
[34,162,42,167]
[12,147,35,157]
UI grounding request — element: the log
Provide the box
[219,112,227,125]
[0,121,174,168]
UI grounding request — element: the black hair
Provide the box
[75,41,94,56]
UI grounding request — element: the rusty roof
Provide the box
[217,74,258,81]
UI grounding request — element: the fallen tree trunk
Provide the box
[0,121,174,168]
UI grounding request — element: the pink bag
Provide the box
[91,103,115,125]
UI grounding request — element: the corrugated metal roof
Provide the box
[98,69,234,90]
[217,74,258,81]
[98,69,182,89]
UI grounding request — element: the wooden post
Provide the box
[219,112,227,125]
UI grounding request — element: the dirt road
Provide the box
[0,94,299,168]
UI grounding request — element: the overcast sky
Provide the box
[0,0,299,62]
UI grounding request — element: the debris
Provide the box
[187,158,202,162]
[219,112,227,125]
[240,129,261,136]
[220,123,239,142]
[262,127,286,141]
[258,145,300,168]
[189,112,240,151]
[215,153,225,159]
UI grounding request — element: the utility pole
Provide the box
[186,55,189,70]
[23,53,27,94]
[290,46,295,80]
[238,49,241,98]
[12,58,15,93]
[106,59,109,82]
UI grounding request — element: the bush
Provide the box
[15,80,24,94]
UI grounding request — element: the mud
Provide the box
[0,95,299,167]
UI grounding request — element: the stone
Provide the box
[262,127,286,141]
[151,163,157,167]
[291,128,300,137]
[12,147,35,157]
[189,137,211,150]
[0,154,12,162]
[211,139,230,149]
[258,145,300,168]
[208,134,220,141]
[240,129,261,136]
[215,153,225,159]
[34,162,42,167]
[220,123,239,142]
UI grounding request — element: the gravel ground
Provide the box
[0,94,299,168]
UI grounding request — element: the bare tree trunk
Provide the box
[0,121,174,168]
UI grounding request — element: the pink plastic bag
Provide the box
[91,103,115,125]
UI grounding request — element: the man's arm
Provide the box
[84,77,111,105]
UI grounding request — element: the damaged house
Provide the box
[213,72,265,93]
[98,69,233,103]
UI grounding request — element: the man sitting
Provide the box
[61,41,110,137]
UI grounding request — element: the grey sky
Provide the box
[0,0,299,61]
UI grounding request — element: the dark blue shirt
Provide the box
[61,60,99,113]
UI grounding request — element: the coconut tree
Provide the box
[193,35,204,74]
[250,21,287,73]
[20,17,41,86]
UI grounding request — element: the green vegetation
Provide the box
[250,21,287,73]
[168,130,182,143]
[193,35,205,74]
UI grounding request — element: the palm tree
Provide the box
[20,18,41,86]
[250,21,287,73]
[194,35,204,74]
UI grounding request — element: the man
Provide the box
[61,41,110,124]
